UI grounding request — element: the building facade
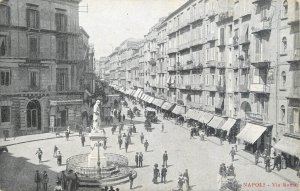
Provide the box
[0,0,94,136]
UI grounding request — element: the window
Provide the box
[281,105,286,123]
[283,0,288,17]
[56,37,68,60]
[30,71,38,87]
[28,37,39,59]
[282,37,287,54]
[56,68,69,91]
[0,4,10,25]
[206,74,209,85]
[26,7,39,29]
[1,106,10,123]
[55,12,67,32]
[206,94,209,105]
[281,71,286,88]
[211,94,215,106]
[260,5,268,21]
[212,74,215,85]
[0,69,10,86]
[0,35,8,56]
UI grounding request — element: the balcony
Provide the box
[239,84,249,92]
[157,53,165,59]
[150,46,157,53]
[206,60,217,68]
[217,38,225,47]
[232,36,239,47]
[207,33,217,42]
[167,65,176,72]
[191,62,204,70]
[239,58,250,69]
[250,84,270,94]
[178,42,190,51]
[207,10,217,18]
[287,10,300,25]
[168,26,178,35]
[216,84,226,92]
[287,49,300,63]
[217,10,233,22]
[178,21,190,31]
[191,38,206,47]
[252,19,272,34]
[239,35,250,45]
[251,54,271,68]
[206,85,217,92]
[191,83,204,90]
[217,61,226,68]
[167,47,178,54]
[246,112,268,123]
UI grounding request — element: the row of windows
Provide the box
[0,4,68,32]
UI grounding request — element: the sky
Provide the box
[79,0,187,59]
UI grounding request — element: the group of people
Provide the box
[53,146,63,166]
[175,169,190,191]
[255,149,287,172]
[34,170,49,191]
[55,170,79,191]
[153,164,168,184]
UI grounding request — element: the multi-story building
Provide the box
[105,0,300,168]
[95,57,108,80]
[0,0,94,136]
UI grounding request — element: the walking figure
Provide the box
[153,164,160,184]
[265,156,271,172]
[254,150,260,165]
[138,152,143,167]
[53,145,58,158]
[163,151,168,167]
[129,171,134,189]
[36,148,43,163]
[161,165,167,184]
[125,140,129,153]
[65,131,69,141]
[42,170,49,191]
[183,169,190,190]
[135,152,139,167]
[161,123,164,132]
[81,134,85,147]
[229,147,236,162]
[144,140,149,152]
[118,138,123,150]
[140,132,144,144]
[57,150,62,166]
[34,170,41,191]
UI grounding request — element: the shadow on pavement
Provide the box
[133,185,143,189]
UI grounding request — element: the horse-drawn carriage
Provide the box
[144,107,157,123]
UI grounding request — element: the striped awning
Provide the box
[131,90,136,96]
[161,102,175,111]
[208,115,226,129]
[237,123,267,144]
[146,96,155,103]
[274,136,300,159]
[199,112,214,124]
[137,91,144,98]
[172,105,186,115]
[133,89,142,98]
[152,98,165,107]
[220,118,237,133]
[142,95,149,101]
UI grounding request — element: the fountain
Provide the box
[66,100,136,187]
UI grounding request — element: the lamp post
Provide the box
[96,140,101,178]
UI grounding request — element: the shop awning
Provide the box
[141,94,147,100]
[146,96,155,103]
[172,105,186,115]
[236,123,267,144]
[50,99,83,106]
[161,102,175,111]
[199,112,214,124]
[126,89,133,95]
[208,115,225,129]
[133,89,141,98]
[142,95,149,101]
[274,136,300,159]
[137,91,144,98]
[152,98,165,107]
[131,90,136,96]
[185,109,194,119]
[220,118,237,132]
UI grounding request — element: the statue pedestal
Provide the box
[88,129,107,168]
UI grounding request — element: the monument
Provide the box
[88,100,107,172]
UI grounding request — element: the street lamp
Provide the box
[96,140,101,178]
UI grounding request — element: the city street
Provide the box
[0,100,299,191]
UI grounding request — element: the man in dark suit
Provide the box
[163,151,168,167]
[138,152,143,167]
[161,165,167,184]
[135,152,139,167]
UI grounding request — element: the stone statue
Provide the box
[93,100,101,130]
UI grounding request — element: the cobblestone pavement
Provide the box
[0,100,299,191]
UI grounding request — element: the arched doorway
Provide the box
[240,101,251,119]
[27,100,41,130]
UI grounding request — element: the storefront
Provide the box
[207,115,226,137]
[236,122,272,153]
[220,118,239,143]
[274,135,300,169]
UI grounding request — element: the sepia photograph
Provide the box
[0,0,299,190]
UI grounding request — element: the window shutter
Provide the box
[26,9,30,27]
[64,15,68,32]
[7,6,10,25]
[294,33,300,49]
[36,11,40,28]
[287,107,294,125]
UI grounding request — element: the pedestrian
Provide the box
[65,131,69,141]
[190,128,194,139]
[281,154,286,169]
[163,151,168,167]
[227,163,235,176]
[219,163,227,178]
[53,145,58,158]
[161,123,164,132]
[81,134,85,147]
[177,174,184,190]
[153,164,160,184]
[57,150,62,166]
[272,154,281,171]
[135,152,139,167]
[54,181,63,191]
[183,169,190,190]
[265,156,271,172]
[125,140,129,153]
[123,114,125,122]
[161,165,167,184]
[229,147,236,162]
[60,171,67,190]
[137,152,143,167]
[34,170,41,191]
[104,137,107,150]
[220,136,223,145]
[144,140,149,152]
[140,132,144,144]
[118,138,123,150]
[42,170,49,191]
[132,124,136,133]
[36,148,43,163]
[254,150,260,165]
[78,126,82,137]
[129,171,134,189]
